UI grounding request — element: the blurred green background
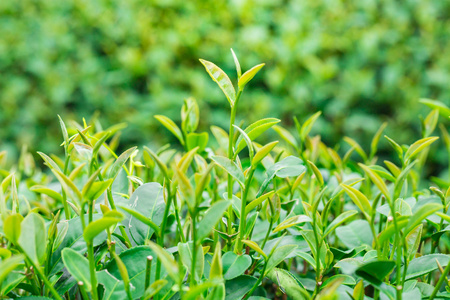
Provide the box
[1,0,449,167]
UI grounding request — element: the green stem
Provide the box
[155,183,174,298]
[226,91,242,247]
[190,214,198,287]
[31,260,63,300]
[145,256,153,290]
[87,242,99,300]
[106,189,132,248]
[388,201,403,300]
[429,256,450,300]
[261,219,274,250]
[243,261,267,300]
[174,200,186,243]
[79,282,90,300]
[62,153,71,220]
[236,168,255,253]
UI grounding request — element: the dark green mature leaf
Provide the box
[404,203,442,235]
[97,270,128,300]
[200,59,236,106]
[106,246,168,299]
[266,268,309,300]
[405,254,450,281]
[18,213,47,265]
[355,260,395,285]
[225,275,258,300]
[266,244,297,272]
[335,220,373,249]
[322,275,356,288]
[197,200,231,242]
[323,210,358,237]
[259,156,306,196]
[49,216,106,276]
[121,183,165,244]
[222,252,252,280]
[61,248,91,291]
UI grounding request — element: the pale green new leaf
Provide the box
[199,59,236,106]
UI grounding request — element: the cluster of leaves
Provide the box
[2,53,450,300]
[1,0,450,163]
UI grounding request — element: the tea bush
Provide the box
[1,0,450,163]
[1,53,450,300]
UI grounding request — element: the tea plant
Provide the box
[1,51,450,300]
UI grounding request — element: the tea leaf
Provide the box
[148,242,179,281]
[211,156,245,188]
[266,268,308,300]
[18,213,47,265]
[107,146,137,180]
[235,118,280,155]
[84,214,124,242]
[266,244,297,273]
[222,251,251,280]
[242,240,267,260]
[355,260,395,285]
[272,215,311,233]
[341,184,371,218]
[359,163,391,202]
[307,160,324,187]
[199,59,236,106]
[0,255,24,284]
[273,125,298,149]
[178,242,204,281]
[404,203,441,235]
[187,132,209,152]
[210,243,224,280]
[4,213,23,244]
[181,97,200,134]
[197,200,231,242]
[300,111,322,142]
[404,137,439,163]
[30,185,63,202]
[323,210,358,237]
[238,63,265,90]
[420,98,450,117]
[230,48,241,78]
[62,248,91,291]
[252,141,278,168]
[405,254,450,280]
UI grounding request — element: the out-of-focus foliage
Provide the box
[1,0,450,161]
